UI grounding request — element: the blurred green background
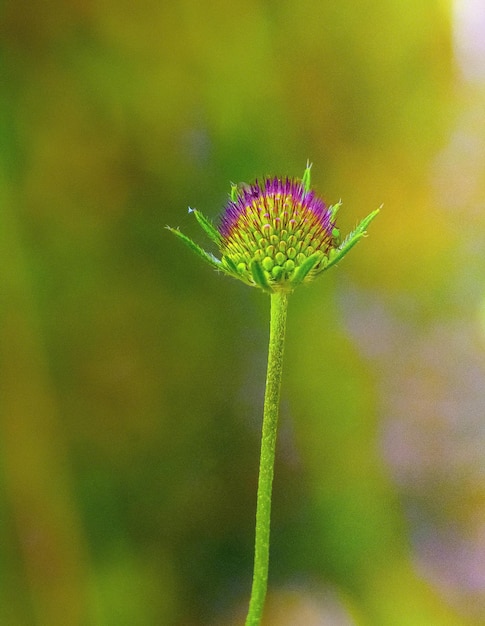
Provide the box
[2,0,485,624]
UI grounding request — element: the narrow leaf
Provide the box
[191,209,222,245]
[302,161,312,193]
[166,227,222,271]
[321,208,380,272]
[329,201,342,220]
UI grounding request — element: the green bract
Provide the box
[167,163,379,293]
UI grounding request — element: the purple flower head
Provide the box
[218,175,338,291]
[167,163,379,294]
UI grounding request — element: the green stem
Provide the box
[245,290,289,626]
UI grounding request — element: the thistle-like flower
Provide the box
[168,163,379,626]
[167,163,379,293]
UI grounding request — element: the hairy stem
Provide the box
[245,290,289,626]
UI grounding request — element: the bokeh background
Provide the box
[2,0,485,624]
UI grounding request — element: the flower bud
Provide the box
[167,164,379,294]
[219,175,338,292]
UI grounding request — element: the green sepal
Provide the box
[329,201,342,220]
[250,260,274,294]
[319,208,380,273]
[190,209,222,246]
[166,227,222,271]
[302,161,312,194]
[290,252,322,287]
[221,255,242,278]
[230,182,251,202]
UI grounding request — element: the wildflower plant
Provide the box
[167,163,378,626]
